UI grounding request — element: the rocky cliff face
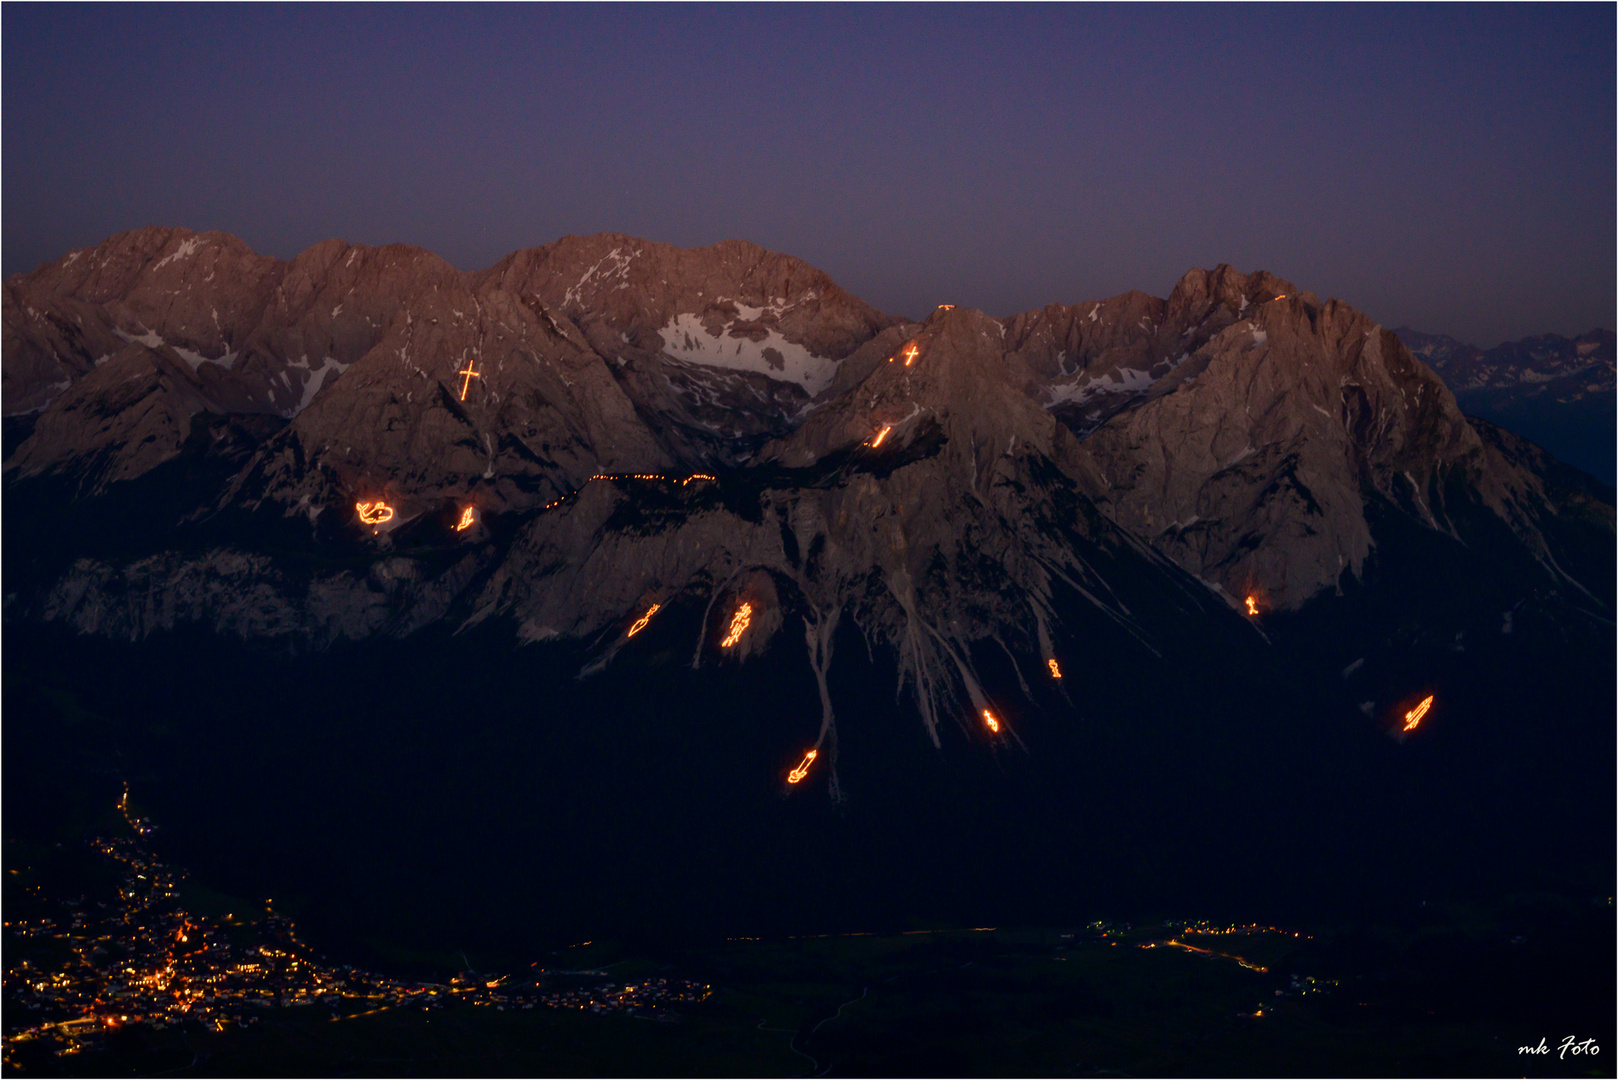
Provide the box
[5,230,1611,765]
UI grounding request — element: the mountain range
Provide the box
[1393,325,1614,482]
[4,227,1612,944]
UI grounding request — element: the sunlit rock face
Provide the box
[5,232,1611,765]
[472,233,900,465]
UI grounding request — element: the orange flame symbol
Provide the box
[1245,596,1259,616]
[1274,295,1287,301]
[1402,694,1433,732]
[356,500,394,526]
[982,709,1000,733]
[902,344,920,367]
[721,602,753,648]
[457,358,481,401]
[938,304,954,311]
[869,424,892,448]
[787,749,818,784]
[455,506,475,531]
[1047,659,1062,679]
[627,603,660,638]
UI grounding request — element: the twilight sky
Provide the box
[4,4,1612,348]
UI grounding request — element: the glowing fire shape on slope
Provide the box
[1245,596,1259,616]
[982,709,1000,733]
[1402,694,1433,732]
[1047,659,1062,679]
[902,343,920,366]
[356,501,394,526]
[721,603,753,648]
[869,425,892,448]
[787,749,818,784]
[627,604,660,638]
[455,506,475,531]
[457,358,482,401]
[937,304,954,310]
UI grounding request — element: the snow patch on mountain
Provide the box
[283,355,351,416]
[1046,366,1154,407]
[116,329,166,349]
[658,312,837,395]
[562,246,634,308]
[172,346,240,372]
[150,237,204,272]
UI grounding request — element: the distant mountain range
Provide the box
[3,229,1610,935]
[1393,325,1614,483]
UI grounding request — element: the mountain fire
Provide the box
[455,506,475,531]
[869,425,892,448]
[786,749,818,784]
[902,343,920,366]
[356,500,394,526]
[1047,659,1062,679]
[1402,694,1434,732]
[457,358,481,401]
[720,603,753,648]
[982,709,1000,733]
[1245,596,1259,616]
[626,604,660,638]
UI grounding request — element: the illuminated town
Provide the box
[1,788,711,1065]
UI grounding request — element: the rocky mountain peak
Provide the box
[1165,264,1305,325]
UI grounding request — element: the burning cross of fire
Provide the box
[787,749,818,784]
[902,344,920,366]
[455,506,475,531]
[982,709,1000,733]
[356,500,394,526]
[869,425,892,448]
[721,602,753,648]
[627,604,660,638]
[457,358,481,401]
[1402,694,1433,732]
[1047,659,1062,679]
[1245,596,1259,616]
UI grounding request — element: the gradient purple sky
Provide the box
[4,4,1612,347]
